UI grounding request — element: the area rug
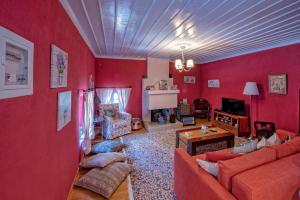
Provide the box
[121,129,245,200]
[121,129,177,200]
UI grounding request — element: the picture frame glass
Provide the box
[4,41,29,87]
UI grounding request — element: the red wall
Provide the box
[0,1,95,200]
[95,58,147,117]
[200,43,300,132]
[95,59,201,117]
[169,62,201,104]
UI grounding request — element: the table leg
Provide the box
[176,131,179,148]
[187,141,197,156]
[227,135,235,148]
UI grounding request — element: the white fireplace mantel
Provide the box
[145,89,179,110]
[142,58,180,122]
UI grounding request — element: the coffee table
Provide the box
[176,127,235,156]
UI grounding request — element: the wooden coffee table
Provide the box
[176,127,235,156]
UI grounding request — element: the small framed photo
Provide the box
[57,90,72,131]
[268,74,287,94]
[159,80,168,90]
[184,76,196,84]
[208,79,220,88]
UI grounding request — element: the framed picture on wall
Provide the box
[208,79,220,88]
[268,74,287,95]
[57,90,72,131]
[184,76,196,84]
[50,44,68,88]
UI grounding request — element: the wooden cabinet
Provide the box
[213,110,250,137]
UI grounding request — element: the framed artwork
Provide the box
[50,44,68,88]
[208,79,220,88]
[0,26,34,99]
[268,74,287,95]
[184,76,196,84]
[159,80,168,90]
[57,91,72,131]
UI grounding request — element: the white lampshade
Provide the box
[175,59,183,70]
[186,59,194,68]
[243,82,259,95]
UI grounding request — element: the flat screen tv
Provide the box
[222,98,245,115]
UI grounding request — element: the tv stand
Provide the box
[213,110,250,137]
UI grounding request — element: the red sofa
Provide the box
[174,137,300,200]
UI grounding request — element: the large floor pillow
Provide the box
[91,140,126,154]
[80,152,127,168]
[74,162,132,198]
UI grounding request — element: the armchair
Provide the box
[99,103,132,139]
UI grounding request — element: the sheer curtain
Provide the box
[96,88,114,104]
[116,88,131,112]
[81,90,94,155]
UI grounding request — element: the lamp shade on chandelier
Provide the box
[174,44,194,72]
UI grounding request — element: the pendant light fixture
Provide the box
[175,44,194,72]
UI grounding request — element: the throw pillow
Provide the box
[74,162,133,198]
[196,159,218,177]
[257,137,268,149]
[205,150,242,162]
[91,140,126,154]
[267,133,281,146]
[232,139,258,154]
[80,152,127,168]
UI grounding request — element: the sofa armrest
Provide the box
[118,112,132,123]
[174,148,236,200]
[276,129,297,141]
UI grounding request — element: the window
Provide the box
[110,90,119,104]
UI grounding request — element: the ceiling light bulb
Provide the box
[186,59,194,68]
[175,59,183,69]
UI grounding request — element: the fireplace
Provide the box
[151,109,171,122]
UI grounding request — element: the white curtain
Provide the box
[96,88,114,104]
[81,91,94,155]
[116,88,131,112]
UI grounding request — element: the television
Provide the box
[222,98,245,115]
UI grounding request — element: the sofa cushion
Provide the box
[232,158,300,200]
[218,148,276,191]
[281,152,300,167]
[80,152,127,168]
[231,139,258,154]
[271,137,300,159]
[205,149,242,162]
[196,159,219,177]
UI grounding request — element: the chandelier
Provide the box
[174,44,194,72]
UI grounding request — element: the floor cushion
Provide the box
[232,158,300,200]
[80,152,127,168]
[91,140,126,154]
[270,137,300,159]
[218,148,276,191]
[74,162,132,198]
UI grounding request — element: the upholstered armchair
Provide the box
[99,103,132,139]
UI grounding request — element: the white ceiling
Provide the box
[60,0,300,64]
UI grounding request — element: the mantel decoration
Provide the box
[57,90,72,131]
[175,43,194,72]
[268,74,287,94]
[50,44,68,88]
